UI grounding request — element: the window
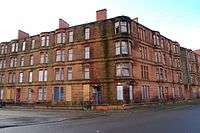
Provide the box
[155,51,162,63]
[158,86,164,99]
[38,69,47,81]
[57,33,65,44]
[11,43,18,52]
[0,60,6,69]
[8,72,15,83]
[30,55,34,65]
[22,42,26,51]
[141,65,149,80]
[0,88,4,100]
[68,49,73,61]
[10,57,17,67]
[139,46,148,60]
[56,50,65,62]
[153,34,160,46]
[66,66,72,80]
[41,36,49,46]
[141,85,149,99]
[116,63,131,77]
[121,21,128,33]
[38,87,47,101]
[84,47,90,59]
[156,67,164,80]
[0,74,5,83]
[85,28,90,40]
[31,40,35,49]
[117,85,123,100]
[115,41,131,55]
[69,31,73,43]
[29,71,33,82]
[115,21,130,34]
[53,87,64,101]
[20,57,24,66]
[19,72,24,83]
[28,88,32,100]
[84,66,90,79]
[40,52,48,64]
[55,68,64,80]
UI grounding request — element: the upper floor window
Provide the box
[8,72,16,83]
[0,44,7,54]
[141,65,149,80]
[31,40,35,49]
[115,21,130,34]
[85,28,90,40]
[41,36,49,46]
[29,71,33,83]
[57,32,65,44]
[20,57,24,66]
[56,50,65,62]
[155,51,162,63]
[115,41,131,55]
[153,34,160,46]
[67,66,72,80]
[10,57,17,67]
[11,43,18,52]
[156,67,165,80]
[22,42,26,51]
[38,69,47,81]
[116,63,131,77]
[84,47,90,59]
[139,46,148,60]
[84,66,90,79]
[40,52,48,64]
[68,49,73,61]
[55,68,64,80]
[69,31,74,43]
[0,60,6,69]
[19,72,24,83]
[30,55,34,66]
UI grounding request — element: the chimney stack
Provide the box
[18,30,29,39]
[59,19,69,29]
[96,9,107,21]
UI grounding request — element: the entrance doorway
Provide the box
[93,86,102,104]
[16,88,21,102]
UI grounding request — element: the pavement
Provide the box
[0,103,200,133]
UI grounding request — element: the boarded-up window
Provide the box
[83,84,90,101]
[65,85,72,101]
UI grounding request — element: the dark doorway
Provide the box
[16,88,21,102]
[93,86,102,104]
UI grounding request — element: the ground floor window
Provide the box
[117,85,123,100]
[158,86,164,99]
[38,87,47,101]
[28,88,32,100]
[0,88,3,100]
[129,85,133,100]
[53,87,64,101]
[141,85,150,99]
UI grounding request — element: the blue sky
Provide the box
[0,0,199,50]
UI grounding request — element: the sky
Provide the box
[0,0,199,50]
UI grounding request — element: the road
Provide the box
[1,105,200,133]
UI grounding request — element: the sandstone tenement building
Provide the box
[0,9,200,105]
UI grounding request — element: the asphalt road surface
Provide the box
[1,105,200,133]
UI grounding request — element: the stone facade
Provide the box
[0,10,200,105]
